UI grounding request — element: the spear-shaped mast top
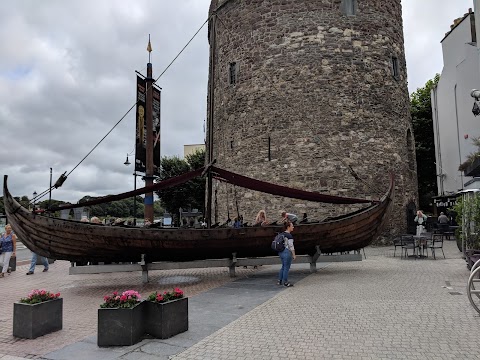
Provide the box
[147,34,152,63]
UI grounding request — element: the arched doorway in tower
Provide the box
[406,201,416,234]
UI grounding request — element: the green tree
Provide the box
[37,199,69,217]
[155,149,205,220]
[411,74,440,211]
[153,199,164,217]
[453,194,480,251]
[78,196,132,218]
[18,196,31,209]
[185,149,206,212]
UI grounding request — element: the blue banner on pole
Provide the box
[144,195,154,205]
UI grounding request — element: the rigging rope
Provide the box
[233,184,240,219]
[33,15,212,204]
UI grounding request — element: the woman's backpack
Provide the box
[271,233,286,252]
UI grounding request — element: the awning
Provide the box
[433,195,458,207]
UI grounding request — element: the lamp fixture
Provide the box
[124,154,131,166]
[471,89,480,116]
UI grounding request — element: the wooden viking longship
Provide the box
[3,169,393,263]
[3,9,397,265]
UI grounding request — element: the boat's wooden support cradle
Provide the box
[69,250,363,284]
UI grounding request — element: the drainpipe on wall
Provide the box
[454,84,464,189]
[431,85,444,195]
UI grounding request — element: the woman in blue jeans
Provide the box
[26,251,49,275]
[277,220,296,287]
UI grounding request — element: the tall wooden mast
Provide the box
[206,13,217,228]
[144,37,154,222]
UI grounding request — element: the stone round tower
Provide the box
[207,0,418,237]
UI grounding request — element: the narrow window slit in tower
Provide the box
[229,62,237,85]
[268,136,271,161]
[342,0,357,16]
[391,56,399,80]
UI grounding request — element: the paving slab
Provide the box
[0,262,262,359]
[40,263,314,359]
[0,355,31,360]
[172,241,480,360]
[42,341,131,360]
[3,241,477,360]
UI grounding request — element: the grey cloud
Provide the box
[0,0,473,203]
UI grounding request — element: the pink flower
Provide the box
[20,289,60,305]
[122,290,140,300]
[113,291,118,296]
[120,295,127,302]
[156,295,164,302]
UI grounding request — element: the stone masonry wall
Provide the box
[207,0,418,240]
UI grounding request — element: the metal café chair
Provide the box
[401,235,416,259]
[427,233,445,260]
[393,236,404,257]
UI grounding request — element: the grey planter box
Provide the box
[97,301,145,347]
[13,298,63,339]
[145,297,188,339]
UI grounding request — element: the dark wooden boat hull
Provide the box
[3,175,393,263]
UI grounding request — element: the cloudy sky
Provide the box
[0,0,473,204]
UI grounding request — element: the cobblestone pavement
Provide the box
[0,261,257,359]
[172,241,480,360]
[1,240,479,360]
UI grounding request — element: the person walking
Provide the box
[277,220,296,287]
[26,251,49,275]
[0,224,16,278]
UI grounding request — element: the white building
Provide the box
[183,144,205,158]
[432,6,480,195]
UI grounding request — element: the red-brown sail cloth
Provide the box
[211,166,375,205]
[49,166,375,211]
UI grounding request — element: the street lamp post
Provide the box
[133,172,138,226]
[124,152,138,226]
[33,191,37,213]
